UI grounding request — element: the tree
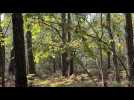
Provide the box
[24,14,36,74]
[61,13,69,77]
[99,13,107,87]
[125,13,134,86]
[107,52,111,69]
[0,14,5,87]
[8,48,15,79]
[67,13,74,75]
[26,30,36,74]
[12,13,27,87]
[106,13,120,82]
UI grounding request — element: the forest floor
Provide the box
[28,70,128,87]
[0,70,128,87]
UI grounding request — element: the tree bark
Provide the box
[26,31,36,74]
[8,48,15,77]
[107,51,111,69]
[58,54,62,70]
[61,13,68,77]
[0,15,5,87]
[12,13,27,87]
[106,13,120,82]
[53,59,56,73]
[67,13,74,76]
[125,13,134,86]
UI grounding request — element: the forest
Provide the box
[0,13,134,87]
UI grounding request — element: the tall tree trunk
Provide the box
[100,13,107,87]
[106,13,120,82]
[61,13,68,77]
[125,13,134,87]
[69,53,74,75]
[53,58,56,73]
[8,48,15,79]
[58,54,62,70]
[0,14,5,87]
[67,13,74,76]
[99,45,105,86]
[107,51,111,69]
[12,13,27,87]
[51,28,56,73]
[26,30,36,74]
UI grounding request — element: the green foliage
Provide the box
[4,35,12,46]
[1,13,131,87]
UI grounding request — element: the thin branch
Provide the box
[38,17,62,39]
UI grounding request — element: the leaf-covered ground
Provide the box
[0,70,128,87]
[27,71,128,87]
[28,74,96,87]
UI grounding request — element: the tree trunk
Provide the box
[58,54,62,70]
[0,15,5,87]
[61,13,68,77]
[99,45,105,86]
[8,48,15,79]
[107,51,111,69]
[125,13,134,86]
[26,31,36,74]
[69,53,74,75]
[12,13,27,87]
[53,59,56,73]
[67,13,74,76]
[106,13,120,82]
[95,13,107,87]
